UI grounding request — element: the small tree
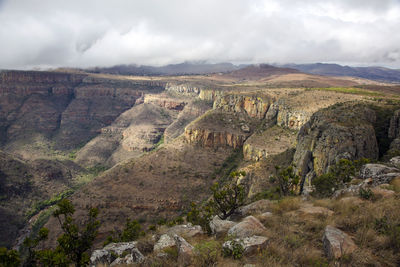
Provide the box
[0,247,20,267]
[271,165,300,196]
[53,199,100,267]
[211,171,246,219]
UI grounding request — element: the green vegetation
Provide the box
[306,87,383,97]
[0,247,20,267]
[19,199,100,267]
[187,202,214,235]
[104,219,144,246]
[222,239,244,259]
[270,165,300,196]
[312,158,369,197]
[210,171,246,220]
[193,240,221,267]
[153,135,164,150]
[26,189,74,218]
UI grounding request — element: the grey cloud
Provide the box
[0,0,399,69]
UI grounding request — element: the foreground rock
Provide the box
[228,216,267,238]
[223,235,269,256]
[166,223,203,238]
[174,235,194,267]
[323,225,357,259]
[154,234,176,253]
[233,199,272,219]
[90,242,144,266]
[209,216,237,237]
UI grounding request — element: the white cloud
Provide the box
[0,0,399,69]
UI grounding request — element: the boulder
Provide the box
[90,242,144,266]
[257,212,273,222]
[154,234,176,253]
[231,199,272,220]
[323,225,357,259]
[166,224,203,238]
[360,164,400,185]
[371,187,395,198]
[222,235,269,256]
[390,156,400,167]
[228,216,267,238]
[209,216,237,237]
[174,235,194,267]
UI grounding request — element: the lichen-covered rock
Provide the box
[209,216,237,237]
[227,216,267,238]
[166,224,203,238]
[174,235,194,267]
[233,199,272,219]
[90,242,144,266]
[323,225,357,259]
[154,234,176,253]
[360,164,400,185]
[222,235,269,256]
[293,103,379,192]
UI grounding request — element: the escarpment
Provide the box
[0,70,166,154]
[293,103,379,191]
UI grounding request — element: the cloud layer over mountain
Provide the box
[0,0,399,69]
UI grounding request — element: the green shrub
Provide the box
[210,171,246,219]
[359,188,374,200]
[0,247,20,267]
[222,240,244,260]
[271,165,300,196]
[186,202,214,234]
[193,240,221,266]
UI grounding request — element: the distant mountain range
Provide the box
[85,62,241,76]
[283,63,400,83]
[84,62,400,83]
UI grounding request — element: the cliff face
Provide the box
[144,94,187,111]
[165,83,201,95]
[0,70,165,154]
[293,103,379,191]
[213,94,272,119]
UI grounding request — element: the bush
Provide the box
[0,247,20,267]
[210,171,246,219]
[359,188,374,200]
[271,165,300,196]
[222,240,244,260]
[193,240,221,266]
[312,158,369,197]
[186,202,214,234]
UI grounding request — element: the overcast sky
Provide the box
[0,0,399,69]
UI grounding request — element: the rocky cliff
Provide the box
[165,83,201,95]
[293,103,379,192]
[0,70,166,155]
[184,110,257,149]
[213,93,272,119]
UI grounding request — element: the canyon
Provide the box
[0,65,400,260]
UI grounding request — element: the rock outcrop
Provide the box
[165,83,201,95]
[323,225,357,259]
[174,235,194,267]
[227,216,267,238]
[222,235,269,256]
[213,93,272,119]
[293,103,379,192]
[359,164,400,185]
[90,242,144,266]
[209,216,237,237]
[184,110,256,149]
[243,125,296,161]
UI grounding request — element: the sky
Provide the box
[0,0,399,70]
